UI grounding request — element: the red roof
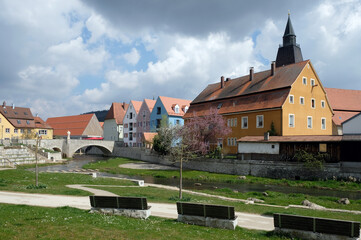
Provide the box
[159,96,191,117]
[0,104,35,128]
[105,102,129,125]
[238,135,342,143]
[46,114,94,136]
[131,100,143,113]
[34,117,53,129]
[332,111,359,126]
[144,99,156,112]
[143,132,157,142]
[184,61,309,118]
[325,88,361,112]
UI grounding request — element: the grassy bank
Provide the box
[83,157,361,192]
[0,169,136,195]
[0,204,287,240]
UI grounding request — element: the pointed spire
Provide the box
[275,13,303,67]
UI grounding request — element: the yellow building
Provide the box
[0,102,53,140]
[184,15,333,154]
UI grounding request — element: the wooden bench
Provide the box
[176,202,237,230]
[89,196,151,219]
[274,213,360,239]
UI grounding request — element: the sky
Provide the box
[1,0,361,120]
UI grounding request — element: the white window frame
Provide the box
[184,106,189,113]
[311,98,315,109]
[289,95,294,104]
[174,105,180,114]
[311,78,315,86]
[307,116,313,129]
[241,117,248,129]
[256,115,264,128]
[300,96,304,105]
[227,138,231,146]
[289,114,295,128]
[39,129,47,135]
[321,100,325,108]
[227,119,231,127]
[321,117,326,130]
[14,129,18,133]
[302,77,307,85]
[5,128,10,133]
[234,118,237,127]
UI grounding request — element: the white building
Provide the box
[103,102,128,141]
[123,100,142,147]
[343,113,361,135]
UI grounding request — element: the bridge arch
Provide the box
[66,140,114,158]
[72,144,112,156]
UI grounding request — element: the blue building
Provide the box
[150,96,191,131]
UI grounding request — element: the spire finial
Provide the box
[288,10,290,16]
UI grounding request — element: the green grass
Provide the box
[0,169,136,195]
[83,157,361,192]
[94,186,361,222]
[0,204,292,240]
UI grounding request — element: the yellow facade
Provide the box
[0,113,53,140]
[282,62,333,136]
[222,109,282,154]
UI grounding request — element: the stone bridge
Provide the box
[20,139,115,158]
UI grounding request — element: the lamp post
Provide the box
[35,133,40,187]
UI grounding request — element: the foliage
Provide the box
[294,150,327,170]
[208,146,222,159]
[268,121,277,136]
[168,196,192,202]
[153,115,179,155]
[21,129,37,139]
[182,108,231,155]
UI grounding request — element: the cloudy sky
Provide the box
[1,0,361,119]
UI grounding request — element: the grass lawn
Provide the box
[0,169,136,195]
[83,157,361,192]
[0,204,290,240]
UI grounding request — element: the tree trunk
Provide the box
[179,156,183,200]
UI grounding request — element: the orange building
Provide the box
[184,15,333,154]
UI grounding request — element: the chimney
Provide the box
[220,76,225,88]
[226,77,230,82]
[271,61,276,76]
[264,132,270,141]
[249,67,254,81]
[2,101,5,108]
[12,104,15,109]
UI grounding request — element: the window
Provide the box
[129,132,133,141]
[26,120,30,125]
[241,117,248,129]
[24,112,28,115]
[227,119,231,127]
[300,97,304,105]
[217,103,222,109]
[184,106,189,113]
[20,129,24,133]
[130,112,133,119]
[124,133,128,138]
[321,118,326,130]
[5,128,10,133]
[27,129,31,134]
[321,100,325,108]
[289,114,295,128]
[129,123,133,131]
[234,118,237,127]
[256,115,264,128]
[0,118,1,123]
[307,116,313,129]
[156,119,161,128]
[227,138,231,146]
[311,79,315,86]
[174,105,179,113]
[176,120,180,125]
[231,138,234,146]
[289,95,294,104]
[14,129,18,133]
[39,130,47,135]
[17,120,21,124]
[302,77,307,85]
[157,107,161,114]
[311,98,315,108]
[143,111,146,118]
[124,124,128,128]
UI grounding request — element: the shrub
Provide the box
[294,150,327,170]
[26,184,47,189]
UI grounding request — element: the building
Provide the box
[34,117,53,139]
[0,101,53,140]
[46,113,103,139]
[103,102,129,141]
[150,96,191,131]
[136,99,156,147]
[325,88,361,135]
[123,100,142,147]
[184,15,333,154]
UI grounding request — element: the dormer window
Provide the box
[184,106,189,113]
[26,120,30,125]
[17,120,21,124]
[217,103,222,109]
[14,112,18,115]
[24,112,28,115]
[174,105,179,113]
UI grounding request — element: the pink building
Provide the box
[136,99,156,147]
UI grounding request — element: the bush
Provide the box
[294,150,327,170]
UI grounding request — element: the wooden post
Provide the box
[35,134,39,187]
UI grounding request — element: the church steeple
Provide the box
[275,13,303,67]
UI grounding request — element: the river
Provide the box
[34,155,361,200]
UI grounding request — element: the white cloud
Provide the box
[122,48,141,65]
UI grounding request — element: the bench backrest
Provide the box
[177,202,235,220]
[274,213,360,238]
[90,196,148,210]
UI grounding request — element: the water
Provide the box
[35,155,361,200]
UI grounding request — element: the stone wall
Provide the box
[111,146,361,180]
